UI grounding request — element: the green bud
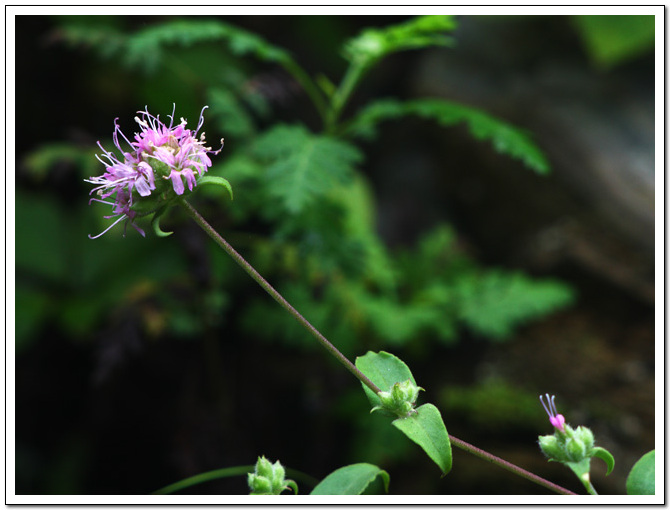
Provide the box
[575,426,595,451]
[373,379,424,418]
[248,456,296,495]
[566,437,588,462]
[391,380,420,404]
[539,434,568,462]
[255,456,274,479]
[248,473,273,495]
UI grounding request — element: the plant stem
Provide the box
[584,479,598,495]
[178,198,382,395]
[153,465,319,494]
[326,61,367,131]
[449,436,577,495]
[281,57,329,124]
[179,198,577,496]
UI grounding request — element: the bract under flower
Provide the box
[85,105,223,238]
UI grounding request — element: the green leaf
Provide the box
[355,351,416,409]
[346,98,550,174]
[311,463,389,495]
[626,450,655,495]
[343,15,457,67]
[59,19,295,73]
[151,208,173,238]
[253,124,362,214]
[197,175,234,200]
[573,15,655,69]
[392,403,452,476]
[591,446,615,476]
[124,19,293,72]
[453,271,574,340]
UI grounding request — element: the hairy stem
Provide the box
[178,198,381,395]
[179,198,576,496]
[450,436,577,495]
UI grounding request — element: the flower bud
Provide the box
[248,473,272,495]
[566,436,588,462]
[575,425,595,451]
[371,379,424,418]
[248,456,296,495]
[538,434,569,463]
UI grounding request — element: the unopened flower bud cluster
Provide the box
[247,456,296,495]
[372,379,423,418]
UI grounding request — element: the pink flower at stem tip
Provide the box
[540,393,566,432]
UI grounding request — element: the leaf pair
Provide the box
[356,351,452,476]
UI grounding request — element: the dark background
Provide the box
[14,14,655,496]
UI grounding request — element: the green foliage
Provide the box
[346,98,550,174]
[253,124,363,214]
[311,463,389,495]
[438,379,543,432]
[57,18,293,73]
[343,15,457,67]
[626,450,655,495]
[453,271,574,340]
[573,15,655,69]
[23,143,98,182]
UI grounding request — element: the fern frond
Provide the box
[123,19,293,72]
[345,98,550,174]
[253,125,363,214]
[453,271,575,340]
[343,15,457,67]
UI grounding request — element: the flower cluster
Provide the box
[537,393,613,476]
[86,105,222,238]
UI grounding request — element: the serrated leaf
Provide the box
[60,19,294,73]
[343,15,457,67]
[591,446,615,476]
[346,98,550,174]
[392,403,452,476]
[253,125,362,214]
[311,463,389,495]
[454,271,574,340]
[626,450,655,495]
[355,351,416,409]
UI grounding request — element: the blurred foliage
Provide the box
[19,15,573,357]
[438,379,543,432]
[573,15,655,69]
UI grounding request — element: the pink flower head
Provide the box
[540,393,566,432]
[86,105,223,238]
